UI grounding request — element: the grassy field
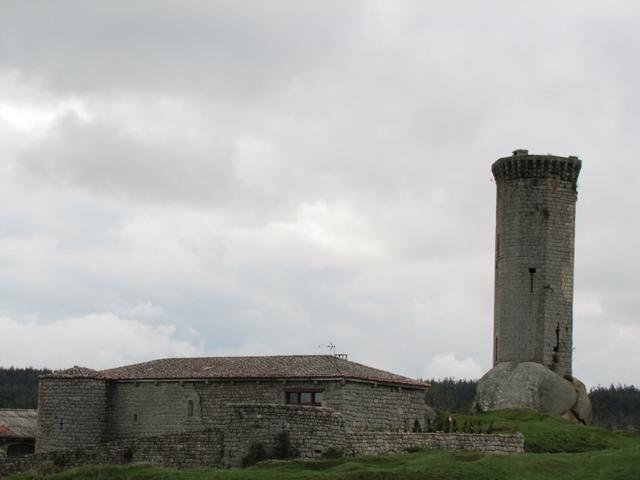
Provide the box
[9,410,640,480]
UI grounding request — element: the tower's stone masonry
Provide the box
[492,150,581,377]
[37,378,108,452]
[474,149,591,424]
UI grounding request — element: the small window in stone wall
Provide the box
[133,413,138,423]
[285,390,323,406]
[529,267,536,292]
[188,399,194,417]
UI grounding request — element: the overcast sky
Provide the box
[1,1,639,387]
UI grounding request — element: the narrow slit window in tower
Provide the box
[187,399,194,417]
[528,268,536,292]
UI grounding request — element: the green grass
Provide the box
[453,409,639,453]
[9,410,640,480]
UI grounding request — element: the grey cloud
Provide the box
[19,113,235,204]
[0,0,362,97]
[1,1,640,385]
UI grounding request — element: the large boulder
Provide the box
[569,377,593,425]
[473,361,592,424]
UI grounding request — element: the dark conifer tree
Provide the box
[0,367,52,408]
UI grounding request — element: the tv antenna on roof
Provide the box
[318,342,348,360]
[320,342,336,355]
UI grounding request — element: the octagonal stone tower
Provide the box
[492,149,581,378]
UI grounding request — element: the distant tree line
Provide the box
[1,368,638,432]
[423,378,478,413]
[590,384,640,432]
[0,367,52,409]
[423,378,640,432]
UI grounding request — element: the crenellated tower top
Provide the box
[492,150,581,186]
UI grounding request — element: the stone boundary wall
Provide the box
[0,430,222,478]
[1,404,525,476]
[347,432,525,456]
[223,403,345,467]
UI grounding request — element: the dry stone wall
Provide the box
[3,403,525,477]
[1,429,223,478]
[336,382,425,432]
[222,404,345,467]
[347,431,525,456]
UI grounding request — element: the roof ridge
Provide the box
[100,354,336,366]
[325,355,346,377]
[85,355,427,388]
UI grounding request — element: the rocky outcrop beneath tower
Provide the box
[472,362,592,425]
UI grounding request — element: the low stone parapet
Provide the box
[222,403,345,467]
[0,430,222,478]
[347,432,524,456]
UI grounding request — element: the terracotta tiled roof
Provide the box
[44,366,100,379]
[97,355,428,388]
[0,409,37,438]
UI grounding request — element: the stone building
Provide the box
[37,355,429,453]
[0,409,37,458]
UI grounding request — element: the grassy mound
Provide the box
[9,410,640,480]
[454,409,639,453]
